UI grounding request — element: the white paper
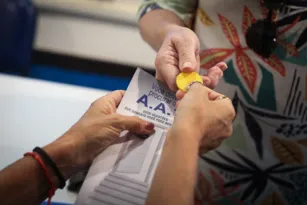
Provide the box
[75,68,176,205]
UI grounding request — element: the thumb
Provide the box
[173,37,199,72]
[114,115,155,135]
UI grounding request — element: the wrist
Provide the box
[168,124,202,147]
[43,137,80,181]
[163,24,184,38]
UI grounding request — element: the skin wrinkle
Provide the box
[165,56,178,66]
[167,48,179,58]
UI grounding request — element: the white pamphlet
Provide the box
[75,68,177,205]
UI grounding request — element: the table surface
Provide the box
[0,74,110,204]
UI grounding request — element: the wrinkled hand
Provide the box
[155,25,227,92]
[172,83,235,154]
[44,90,155,178]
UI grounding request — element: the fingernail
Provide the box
[218,62,228,70]
[182,62,193,69]
[145,122,155,130]
[223,62,228,68]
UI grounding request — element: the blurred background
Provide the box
[0,0,156,91]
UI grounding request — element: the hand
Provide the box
[155,25,227,92]
[43,90,155,179]
[172,83,235,153]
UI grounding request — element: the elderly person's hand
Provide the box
[44,90,155,179]
[172,83,235,153]
[155,25,227,93]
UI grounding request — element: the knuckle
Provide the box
[212,66,223,76]
[155,53,174,69]
[155,53,163,69]
[134,121,142,130]
[185,30,200,46]
[90,96,107,107]
[224,125,233,137]
[170,27,199,47]
[174,34,194,48]
[108,114,121,124]
[131,116,142,129]
[182,34,194,45]
[209,65,220,72]
[228,105,236,119]
[207,68,223,83]
[96,114,119,129]
[171,34,184,44]
[222,101,236,119]
[90,100,99,108]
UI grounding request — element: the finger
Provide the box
[213,99,236,121]
[155,46,180,91]
[173,35,199,72]
[225,125,233,138]
[201,76,211,87]
[208,90,222,101]
[155,70,165,83]
[188,82,212,99]
[155,48,178,84]
[116,115,155,135]
[201,62,227,89]
[104,90,125,107]
[215,62,228,71]
[176,90,185,100]
[161,65,180,91]
[206,66,224,88]
[93,90,125,109]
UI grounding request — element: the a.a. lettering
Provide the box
[137,94,148,107]
[154,103,166,114]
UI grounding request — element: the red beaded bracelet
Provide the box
[24,152,56,205]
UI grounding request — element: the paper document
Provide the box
[75,68,177,205]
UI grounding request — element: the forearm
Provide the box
[0,156,58,205]
[146,127,200,205]
[0,139,77,205]
[139,9,185,51]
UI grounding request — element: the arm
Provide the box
[138,0,226,92]
[0,143,73,205]
[139,9,185,51]
[0,90,155,205]
[146,127,200,205]
[138,0,197,51]
[146,83,235,205]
